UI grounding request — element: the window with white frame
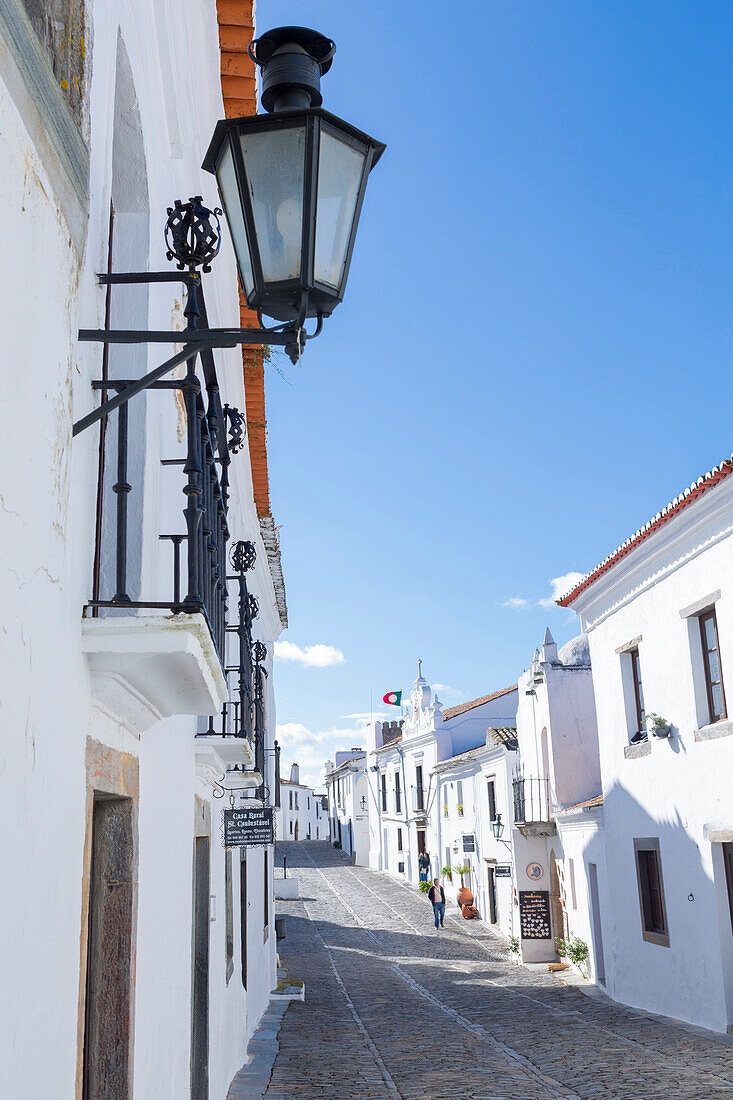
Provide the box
[456,780,464,816]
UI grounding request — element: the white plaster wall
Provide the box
[0,1,283,1095]
[553,816,603,981]
[279,782,321,841]
[570,475,733,1032]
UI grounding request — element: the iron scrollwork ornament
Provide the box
[247,593,260,621]
[165,196,222,271]
[230,540,256,573]
[253,640,267,664]
[223,403,246,454]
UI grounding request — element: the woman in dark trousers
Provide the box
[427,878,445,928]
[418,851,431,882]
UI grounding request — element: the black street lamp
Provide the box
[74,26,382,438]
[202,26,385,328]
[491,813,504,840]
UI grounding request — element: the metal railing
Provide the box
[89,278,244,669]
[513,777,552,824]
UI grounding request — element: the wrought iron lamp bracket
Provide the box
[74,198,318,437]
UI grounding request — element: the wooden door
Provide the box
[191,837,210,1100]
[83,797,135,1100]
[487,866,498,924]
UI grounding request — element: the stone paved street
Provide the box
[265,841,733,1100]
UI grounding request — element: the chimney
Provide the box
[290,763,299,785]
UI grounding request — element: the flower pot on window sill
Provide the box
[651,724,671,739]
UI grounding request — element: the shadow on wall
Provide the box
[581,779,733,1034]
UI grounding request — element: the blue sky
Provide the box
[256,1,733,788]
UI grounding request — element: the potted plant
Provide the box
[418,880,430,893]
[453,862,472,906]
[645,712,671,738]
[441,864,452,882]
[457,803,464,816]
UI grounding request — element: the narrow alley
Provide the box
[237,842,733,1100]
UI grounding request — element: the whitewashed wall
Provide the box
[0,2,281,1096]
[569,473,733,1033]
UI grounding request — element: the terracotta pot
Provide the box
[461,904,478,920]
[456,886,473,907]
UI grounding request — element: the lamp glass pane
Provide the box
[217,142,254,296]
[239,126,306,282]
[314,130,366,291]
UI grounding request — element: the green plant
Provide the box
[457,803,464,815]
[453,862,471,887]
[508,935,520,955]
[645,712,670,733]
[441,865,452,879]
[554,934,589,971]
[418,880,430,893]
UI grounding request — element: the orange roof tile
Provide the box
[442,686,517,720]
[215,0,287,626]
[559,453,733,607]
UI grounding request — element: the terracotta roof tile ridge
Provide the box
[559,452,733,607]
[442,685,517,720]
[556,793,604,812]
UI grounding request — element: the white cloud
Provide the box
[502,597,531,610]
[340,711,390,726]
[432,683,463,700]
[274,640,345,668]
[275,715,371,792]
[537,572,586,609]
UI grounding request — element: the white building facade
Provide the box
[562,454,733,1033]
[433,732,518,938]
[510,629,603,973]
[365,667,518,891]
[0,3,288,1096]
[324,750,370,864]
[276,764,328,842]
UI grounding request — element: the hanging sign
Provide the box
[223,806,274,847]
[462,834,476,853]
[519,890,552,939]
[495,864,512,878]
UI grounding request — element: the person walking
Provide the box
[418,850,431,882]
[428,877,445,929]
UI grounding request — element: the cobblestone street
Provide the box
[261,842,733,1100]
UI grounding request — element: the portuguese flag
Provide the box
[383,690,402,706]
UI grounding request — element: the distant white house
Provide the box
[510,629,602,973]
[324,750,370,864]
[276,764,328,842]
[432,729,518,939]
[561,452,733,1034]
[364,665,518,889]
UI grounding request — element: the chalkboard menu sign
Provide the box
[519,890,552,939]
[495,864,512,878]
[223,806,274,847]
[462,834,476,853]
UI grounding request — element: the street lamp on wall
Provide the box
[74,25,384,438]
[202,26,385,331]
[491,813,504,840]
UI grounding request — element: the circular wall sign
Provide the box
[526,862,544,882]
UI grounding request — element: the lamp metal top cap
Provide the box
[250,26,336,75]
